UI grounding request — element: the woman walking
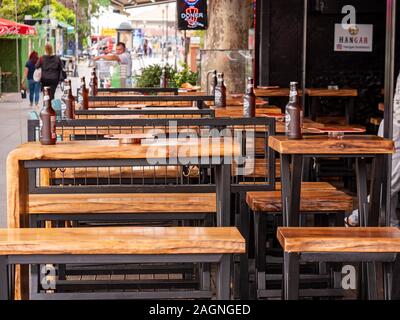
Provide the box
[21,51,40,107]
[36,43,64,101]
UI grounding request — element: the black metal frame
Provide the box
[75,108,215,118]
[26,116,276,299]
[88,95,215,109]
[0,254,231,300]
[96,87,179,95]
[283,251,397,300]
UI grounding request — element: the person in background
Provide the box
[21,51,40,107]
[93,42,132,85]
[36,43,64,101]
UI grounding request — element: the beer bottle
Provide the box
[243,77,256,117]
[89,73,98,96]
[61,79,69,116]
[210,70,217,95]
[64,79,75,119]
[285,82,302,139]
[78,77,89,110]
[92,67,98,88]
[160,67,167,88]
[214,73,226,108]
[39,87,57,145]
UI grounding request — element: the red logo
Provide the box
[185,7,201,28]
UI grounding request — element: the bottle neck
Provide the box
[289,88,298,104]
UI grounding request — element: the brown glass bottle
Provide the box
[39,87,57,145]
[61,80,69,117]
[89,71,98,96]
[160,67,167,88]
[65,79,75,119]
[285,82,302,139]
[92,67,98,88]
[243,77,256,117]
[214,73,226,108]
[78,77,89,110]
[210,70,217,95]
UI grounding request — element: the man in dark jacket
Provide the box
[36,43,64,101]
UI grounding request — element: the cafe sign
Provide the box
[334,24,373,52]
[177,0,208,30]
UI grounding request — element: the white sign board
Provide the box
[334,24,373,52]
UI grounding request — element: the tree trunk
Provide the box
[202,0,250,94]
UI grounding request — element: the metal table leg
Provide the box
[0,256,9,300]
[216,255,231,300]
[289,155,303,227]
[369,155,385,227]
[346,97,355,124]
[280,154,291,227]
[283,252,299,300]
[356,158,368,227]
[216,164,231,227]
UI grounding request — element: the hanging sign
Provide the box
[177,0,208,30]
[334,24,373,52]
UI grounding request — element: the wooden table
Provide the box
[269,135,394,227]
[306,88,358,124]
[0,226,244,300]
[269,135,394,300]
[255,88,304,97]
[211,105,282,118]
[7,139,240,229]
[7,139,241,299]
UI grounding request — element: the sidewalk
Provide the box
[0,62,92,227]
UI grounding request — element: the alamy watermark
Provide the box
[143,121,256,176]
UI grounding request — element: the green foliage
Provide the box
[134,64,176,88]
[173,64,198,88]
[0,0,75,24]
[134,63,198,88]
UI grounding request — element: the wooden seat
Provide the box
[246,182,353,213]
[28,193,216,215]
[277,227,400,300]
[247,183,353,300]
[0,226,244,255]
[0,227,245,300]
[277,227,400,253]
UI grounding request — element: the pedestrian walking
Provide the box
[21,51,40,107]
[36,43,65,101]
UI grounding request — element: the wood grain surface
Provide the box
[28,193,216,214]
[0,226,245,255]
[254,88,304,97]
[268,135,394,155]
[277,227,400,253]
[306,88,358,97]
[246,185,353,212]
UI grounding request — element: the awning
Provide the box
[0,18,37,37]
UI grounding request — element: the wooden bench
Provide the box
[244,182,353,299]
[277,227,400,300]
[28,193,216,226]
[0,226,245,300]
[246,183,353,213]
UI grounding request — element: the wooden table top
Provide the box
[7,139,242,162]
[211,105,283,117]
[277,227,400,253]
[268,135,394,155]
[254,87,357,97]
[0,227,245,255]
[306,88,358,97]
[254,88,304,97]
